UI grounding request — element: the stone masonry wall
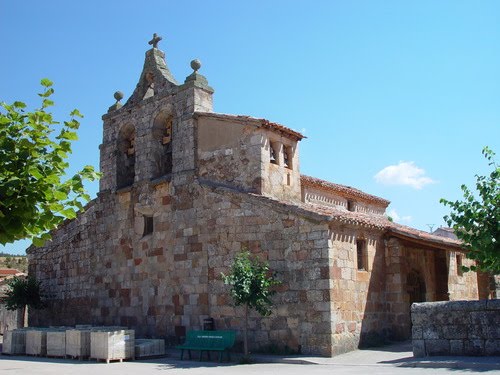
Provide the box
[412,300,500,356]
[28,178,336,356]
[329,224,389,354]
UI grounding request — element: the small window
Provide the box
[143,216,154,237]
[286,173,291,186]
[283,146,293,169]
[456,254,463,276]
[347,200,355,212]
[357,239,367,271]
[270,143,278,165]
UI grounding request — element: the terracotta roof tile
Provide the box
[202,179,462,250]
[301,175,391,207]
[0,268,23,276]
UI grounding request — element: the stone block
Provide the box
[464,339,485,356]
[486,325,500,339]
[422,325,441,340]
[412,339,425,357]
[485,339,500,356]
[449,340,464,356]
[486,299,500,310]
[470,311,500,326]
[442,325,467,339]
[412,325,423,339]
[469,324,486,339]
[425,339,449,356]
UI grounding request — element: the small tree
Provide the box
[221,251,280,357]
[3,276,45,326]
[0,79,100,246]
[440,146,499,275]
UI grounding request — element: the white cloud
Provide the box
[374,161,435,189]
[387,209,412,223]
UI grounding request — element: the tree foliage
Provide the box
[440,147,500,274]
[222,251,279,316]
[221,251,280,356]
[3,276,45,311]
[0,79,100,246]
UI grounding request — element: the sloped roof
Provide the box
[0,269,23,277]
[201,179,462,251]
[301,175,391,207]
[194,112,305,141]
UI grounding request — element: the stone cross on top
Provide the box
[148,33,162,49]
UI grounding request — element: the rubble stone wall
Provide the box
[412,300,500,356]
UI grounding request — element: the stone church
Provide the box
[28,35,486,356]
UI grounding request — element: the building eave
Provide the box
[193,112,305,141]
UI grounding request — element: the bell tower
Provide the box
[98,34,214,193]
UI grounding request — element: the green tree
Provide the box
[440,147,500,275]
[3,276,45,326]
[221,251,280,357]
[0,79,100,246]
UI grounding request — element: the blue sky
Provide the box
[1,1,499,255]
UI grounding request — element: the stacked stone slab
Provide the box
[66,328,92,358]
[2,329,27,354]
[90,329,135,363]
[412,300,500,356]
[25,328,48,356]
[134,339,165,358]
[46,328,67,357]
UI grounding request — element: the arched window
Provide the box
[116,124,136,188]
[152,111,173,178]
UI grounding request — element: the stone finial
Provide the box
[190,59,201,73]
[148,33,162,49]
[114,91,124,102]
[108,91,124,112]
[183,58,214,93]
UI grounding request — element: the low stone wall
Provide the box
[0,304,22,335]
[412,300,500,357]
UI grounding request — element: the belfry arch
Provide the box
[152,110,173,178]
[116,123,136,188]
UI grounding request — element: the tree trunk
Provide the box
[244,303,248,356]
[22,305,27,328]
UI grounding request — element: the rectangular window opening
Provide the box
[357,239,367,271]
[347,200,355,212]
[284,146,293,169]
[456,254,463,276]
[143,216,154,237]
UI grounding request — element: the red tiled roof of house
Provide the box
[301,175,391,207]
[0,268,23,276]
[194,112,305,141]
[301,201,462,250]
